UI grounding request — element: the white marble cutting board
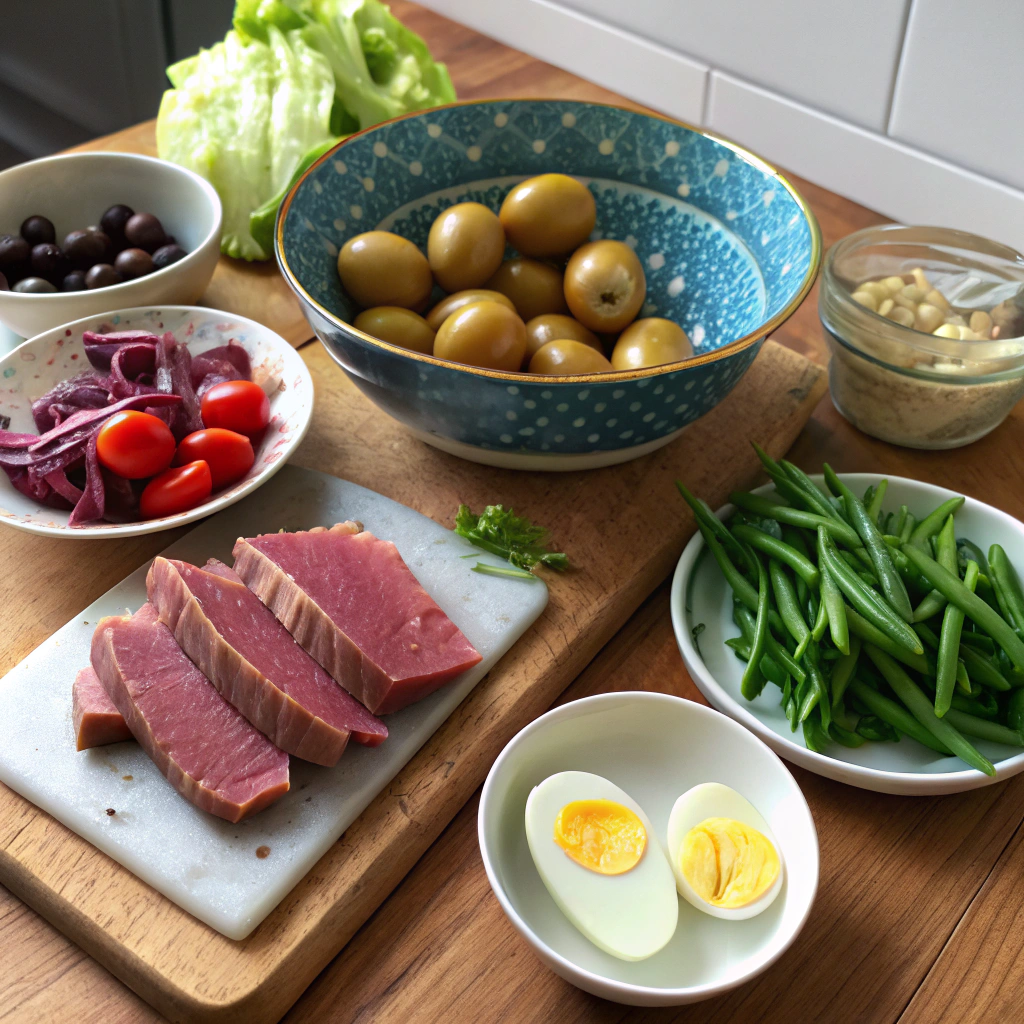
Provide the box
[0,465,548,939]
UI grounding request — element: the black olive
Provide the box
[124,212,167,253]
[0,271,8,291]
[114,247,154,280]
[85,263,123,289]
[62,270,87,292]
[20,215,55,246]
[100,204,134,243]
[63,229,109,270]
[12,276,57,293]
[0,234,30,279]
[31,242,70,283]
[152,243,188,270]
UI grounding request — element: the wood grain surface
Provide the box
[2,3,1023,1023]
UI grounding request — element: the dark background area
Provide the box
[0,0,233,167]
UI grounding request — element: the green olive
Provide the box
[433,300,527,371]
[484,258,568,321]
[529,339,613,376]
[427,202,505,293]
[611,317,693,370]
[337,231,432,311]
[499,174,596,259]
[524,314,602,365]
[354,306,435,354]
[564,240,646,332]
[425,289,516,331]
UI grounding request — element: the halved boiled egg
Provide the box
[525,771,677,961]
[666,783,783,921]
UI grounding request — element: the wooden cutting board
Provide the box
[0,339,825,1023]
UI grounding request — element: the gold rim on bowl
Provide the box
[277,98,822,385]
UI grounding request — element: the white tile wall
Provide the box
[889,0,1024,192]
[561,0,911,131]
[418,0,1024,254]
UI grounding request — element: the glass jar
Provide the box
[819,224,1024,449]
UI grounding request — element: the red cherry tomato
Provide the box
[140,460,213,519]
[200,380,270,435]
[95,411,176,480]
[174,428,255,489]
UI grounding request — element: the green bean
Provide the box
[960,631,996,654]
[742,552,770,700]
[936,560,978,717]
[864,646,995,775]
[824,465,914,622]
[752,443,813,507]
[735,605,807,683]
[975,572,1003,613]
[847,606,930,674]
[699,523,785,635]
[830,634,861,704]
[829,720,867,747]
[811,588,829,642]
[957,538,989,576]
[908,496,966,549]
[725,638,790,689]
[819,529,923,655]
[942,710,1023,748]
[769,559,811,658]
[677,483,753,576]
[958,644,1012,691]
[729,492,863,548]
[913,515,957,621]
[818,554,849,654]
[956,658,971,695]
[855,713,899,743]
[914,621,940,651]
[847,678,953,755]
[995,648,1024,688]
[989,544,1024,632]
[950,691,997,719]
[805,647,831,730]
[902,544,1024,672]
[803,716,831,753]
[733,523,819,587]
[866,478,888,524]
[1008,689,1024,736]
[798,676,819,722]
[780,459,846,524]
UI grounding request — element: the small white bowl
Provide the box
[0,305,313,537]
[477,691,818,1006]
[672,474,1024,795]
[0,152,222,338]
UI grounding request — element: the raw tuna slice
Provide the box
[232,523,483,715]
[72,666,132,751]
[146,557,387,765]
[90,604,289,822]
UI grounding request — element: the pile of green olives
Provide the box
[0,205,187,294]
[337,173,694,376]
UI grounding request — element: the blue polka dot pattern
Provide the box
[279,100,818,457]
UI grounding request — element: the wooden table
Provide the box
[2,4,1023,1022]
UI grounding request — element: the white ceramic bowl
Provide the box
[477,691,818,1005]
[672,474,1024,795]
[0,305,313,537]
[0,152,222,338]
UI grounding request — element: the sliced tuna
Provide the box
[146,557,387,765]
[72,666,132,751]
[232,523,483,715]
[90,604,289,822]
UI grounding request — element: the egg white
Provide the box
[665,782,784,921]
[525,771,678,961]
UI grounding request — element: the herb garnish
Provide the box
[455,504,569,576]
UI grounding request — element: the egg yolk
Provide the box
[553,799,647,875]
[680,817,780,908]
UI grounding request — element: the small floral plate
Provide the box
[0,306,313,538]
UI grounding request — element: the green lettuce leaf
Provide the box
[157,26,334,260]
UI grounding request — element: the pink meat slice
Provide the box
[146,557,387,766]
[72,666,132,751]
[90,604,289,822]
[232,523,483,715]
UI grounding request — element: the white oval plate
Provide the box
[672,474,1024,795]
[478,691,818,1005]
[0,305,313,537]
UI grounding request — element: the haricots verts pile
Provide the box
[679,445,1024,777]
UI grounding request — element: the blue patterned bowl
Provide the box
[277,99,820,469]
